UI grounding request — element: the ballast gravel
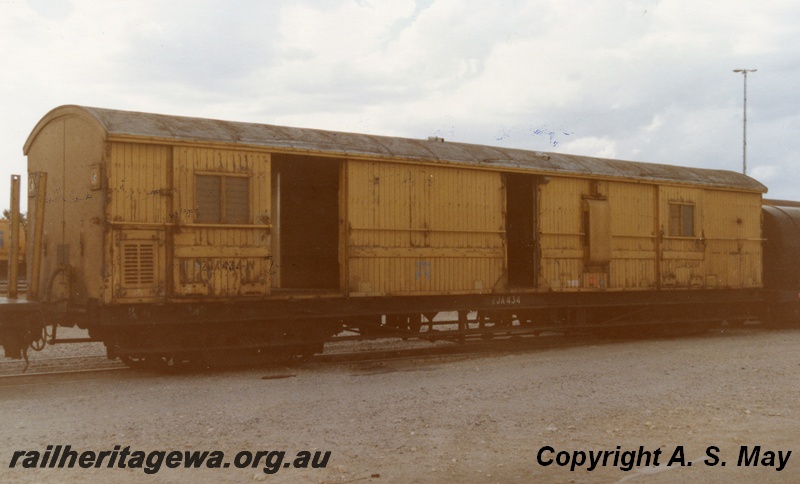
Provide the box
[1,326,799,483]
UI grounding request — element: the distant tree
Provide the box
[1,210,27,228]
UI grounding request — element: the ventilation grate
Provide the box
[122,241,156,287]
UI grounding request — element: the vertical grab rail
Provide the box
[8,175,20,299]
[28,172,47,301]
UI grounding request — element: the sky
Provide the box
[1,0,798,212]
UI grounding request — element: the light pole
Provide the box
[733,68,756,175]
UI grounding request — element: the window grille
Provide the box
[668,203,695,237]
[195,174,250,224]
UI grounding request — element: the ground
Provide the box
[1,326,799,483]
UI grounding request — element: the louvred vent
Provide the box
[122,241,156,287]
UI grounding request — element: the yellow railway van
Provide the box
[10,104,768,365]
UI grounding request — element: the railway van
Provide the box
[0,105,774,365]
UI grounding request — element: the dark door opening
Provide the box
[506,173,538,287]
[272,154,340,290]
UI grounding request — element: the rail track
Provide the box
[0,322,766,386]
[0,355,125,377]
[0,331,539,381]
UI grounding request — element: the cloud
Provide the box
[2,0,800,207]
[749,164,778,183]
[561,136,618,159]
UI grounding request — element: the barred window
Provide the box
[196,174,250,224]
[668,203,694,237]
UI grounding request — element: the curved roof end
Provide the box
[23,105,106,155]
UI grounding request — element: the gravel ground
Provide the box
[1,326,799,483]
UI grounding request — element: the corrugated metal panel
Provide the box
[25,105,767,193]
[763,205,800,289]
[347,161,504,295]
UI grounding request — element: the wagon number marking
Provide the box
[491,295,522,305]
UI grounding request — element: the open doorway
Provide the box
[505,173,538,287]
[272,154,340,290]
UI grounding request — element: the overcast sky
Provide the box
[1,0,798,211]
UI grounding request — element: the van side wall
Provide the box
[25,114,763,308]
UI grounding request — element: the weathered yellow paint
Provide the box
[23,106,766,308]
[346,160,505,295]
[170,146,271,298]
[658,185,705,287]
[108,143,170,224]
[537,176,762,292]
[539,178,587,290]
[608,183,657,289]
[701,190,762,288]
[0,219,26,265]
[112,229,163,301]
[101,142,274,301]
[25,112,106,304]
[27,172,47,300]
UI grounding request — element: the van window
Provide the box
[668,203,694,237]
[195,174,249,224]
